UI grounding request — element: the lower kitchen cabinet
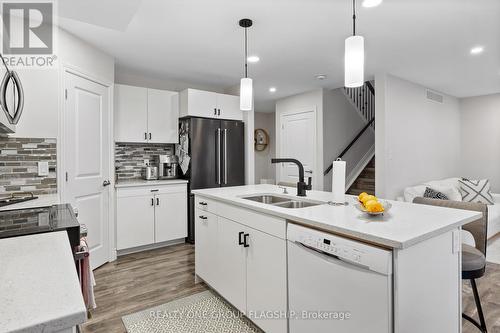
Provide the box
[116,194,155,250]
[155,191,187,243]
[116,183,187,250]
[246,226,287,333]
[216,217,247,313]
[194,196,287,333]
[195,210,218,287]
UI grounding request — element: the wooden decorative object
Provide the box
[254,128,269,151]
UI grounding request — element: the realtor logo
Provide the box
[1,1,57,68]
[2,2,53,54]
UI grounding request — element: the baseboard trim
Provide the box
[117,238,186,256]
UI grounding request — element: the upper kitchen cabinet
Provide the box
[179,88,243,121]
[114,84,148,142]
[147,88,179,143]
[114,84,179,143]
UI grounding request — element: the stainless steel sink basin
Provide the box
[273,200,321,209]
[243,195,290,204]
[241,194,323,209]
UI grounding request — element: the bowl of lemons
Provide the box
[354,192,391,216]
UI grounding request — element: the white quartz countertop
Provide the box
[0,193,60,212]
[0,231,86,332]
[192,184,481,249]
[115,179,188,188]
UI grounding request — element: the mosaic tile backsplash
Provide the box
[115,142,175,180]
[0,137,57,198]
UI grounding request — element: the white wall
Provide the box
[275,89,324,190]
[323,88,374,191]
[254,112,276,183]
[460,93,500,192]
[375,74,461,199]
[12,28,115,138]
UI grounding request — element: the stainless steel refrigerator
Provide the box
[180,117,245,243]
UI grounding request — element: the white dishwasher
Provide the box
[287,223,393,333]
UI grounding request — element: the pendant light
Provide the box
[344,0,365,88]
[239,18,253,111]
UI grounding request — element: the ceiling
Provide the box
[57,0,500,112]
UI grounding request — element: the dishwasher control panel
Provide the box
[288,223,393,275]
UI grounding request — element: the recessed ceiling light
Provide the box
[362,0,383,8]
[315,74,327,80]
[247,55,260,63]
[269,87,277,93]
[470,46,484,55]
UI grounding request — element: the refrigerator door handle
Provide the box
[223,128,228,184]
[217,128,221,185]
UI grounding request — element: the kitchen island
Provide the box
[193,184,480,333]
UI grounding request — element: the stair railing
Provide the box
[344,81,375,128]
[324,117,374,176]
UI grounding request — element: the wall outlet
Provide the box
[38,161,49,176]
[143,159,149,166]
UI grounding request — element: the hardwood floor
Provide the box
[81,243,207,333]
[82,243,500,333]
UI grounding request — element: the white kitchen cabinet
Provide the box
[114,84,148,143]
[114,84,179,143]
[116,194,155,250]
[180,88,243,120]
[246,228,288,333]
[116,183,187,251]
[194,210,218,288]
[194,195,287,333]
[216,93,242,120]
[216,217,247,313]
[147,88,179,143]
[154,190,187,243]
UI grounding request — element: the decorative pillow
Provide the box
[458,178,494,205]
[423,187,449,200]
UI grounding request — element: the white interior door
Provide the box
[279,109,316,185]
[65,72,110,269]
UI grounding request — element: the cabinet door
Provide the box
[185,89,218,118]
[154,191,187,243]
[217,93,243,120]
[246,228,288,333]
[147,89,179,143]
[195,209,218,287]
[114,84,148,142]
[216,217,247,313]
[116,195,155,250]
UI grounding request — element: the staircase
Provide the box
[324,81,376,193]
[347,157,375,195]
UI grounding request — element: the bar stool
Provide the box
[413,197,488,332]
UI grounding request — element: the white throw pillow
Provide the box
[424,178,462,201]
[403,185,427,203]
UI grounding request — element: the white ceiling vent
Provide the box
[426,90,444,103]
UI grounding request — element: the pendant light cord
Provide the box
[244,27,248,78]
[352,0,356,36]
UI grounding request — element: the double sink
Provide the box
[242,194,323,209]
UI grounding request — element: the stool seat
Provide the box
[462,244,486,279]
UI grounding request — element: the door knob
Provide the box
[103,180,111,186]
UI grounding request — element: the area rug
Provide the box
[122,290,262,333]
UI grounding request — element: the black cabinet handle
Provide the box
[243,233,250,248]
[144,132,147,140]
[149,133,152,140]
[151,198,154,206]
[214,108,217,115]
[238,231,244,245]
[199,202,207,206]
[156,198,159,206]
[218,109,221,116]
[199,215,208,220]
